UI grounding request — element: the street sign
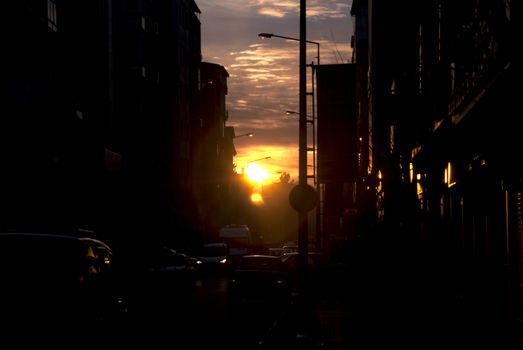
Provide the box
[289,183,318,213]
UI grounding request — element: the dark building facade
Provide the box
[193,62,231,234]
[2,1,221,252]
[316,64,358,245]
[111,0,203,245]
[2,1,112,233]
[351,0,520,325]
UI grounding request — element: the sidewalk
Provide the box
[313,243,523,350]
[313,262,351,349]
[260,236,523,349]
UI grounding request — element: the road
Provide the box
[121,273,285,349]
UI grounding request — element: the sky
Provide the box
[197,0,354,183]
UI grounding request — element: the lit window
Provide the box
[444,162,456,188]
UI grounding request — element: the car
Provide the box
[195,242,231,274]
[0,232,129,334]
[280,251,328,296]
[218,224,252,260]
[137,246,198,295]
[229,254,288,306]
[267,247,288,257]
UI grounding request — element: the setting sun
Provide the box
[245,163,270,184]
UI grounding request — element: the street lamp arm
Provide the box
[247,156,271,164]
[234,132,254,138]
[259,32,319,45]
[285,110,313,123]
[258,32,320,65]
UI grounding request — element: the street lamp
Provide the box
[259,3,317,297]
[258,33,320,65]
[247,156,271,164]
[285,110,313,124]
[234,132,254,139]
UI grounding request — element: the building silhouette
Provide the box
[349,0,519,325]
[2,1,233,252]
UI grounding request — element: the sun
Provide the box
[245,163,270,184]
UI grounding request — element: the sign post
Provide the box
[289,183,318,298]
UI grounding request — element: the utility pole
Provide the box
[298,0,308,298]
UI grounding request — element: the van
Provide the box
[218,225,252,258]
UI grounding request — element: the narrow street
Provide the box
[121,274,285,348]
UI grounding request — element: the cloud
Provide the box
[257,8,287,18]
[250,0,351,19]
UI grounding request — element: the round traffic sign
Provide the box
[289,184,318,212]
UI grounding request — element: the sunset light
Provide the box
[6,0,515,346]
[234,145,299,183]
[245,163,270,184]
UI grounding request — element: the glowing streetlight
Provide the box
[234,132,254,139]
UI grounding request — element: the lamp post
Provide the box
[285,110,315,181]
[287,116,321,251]
[259,3,317,298]
[299,0,308,298]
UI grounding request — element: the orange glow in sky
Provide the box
[245,163,270,184]
[235,144,298,183]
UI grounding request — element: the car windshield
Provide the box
[201,245,227,257]
[236,256,281,271]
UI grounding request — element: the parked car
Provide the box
[280,251,328,296]
[267,247,288,257]
[121,245,198,301]
[229,254,288,306]
[0,232,129,333]
[144,246,197,293]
